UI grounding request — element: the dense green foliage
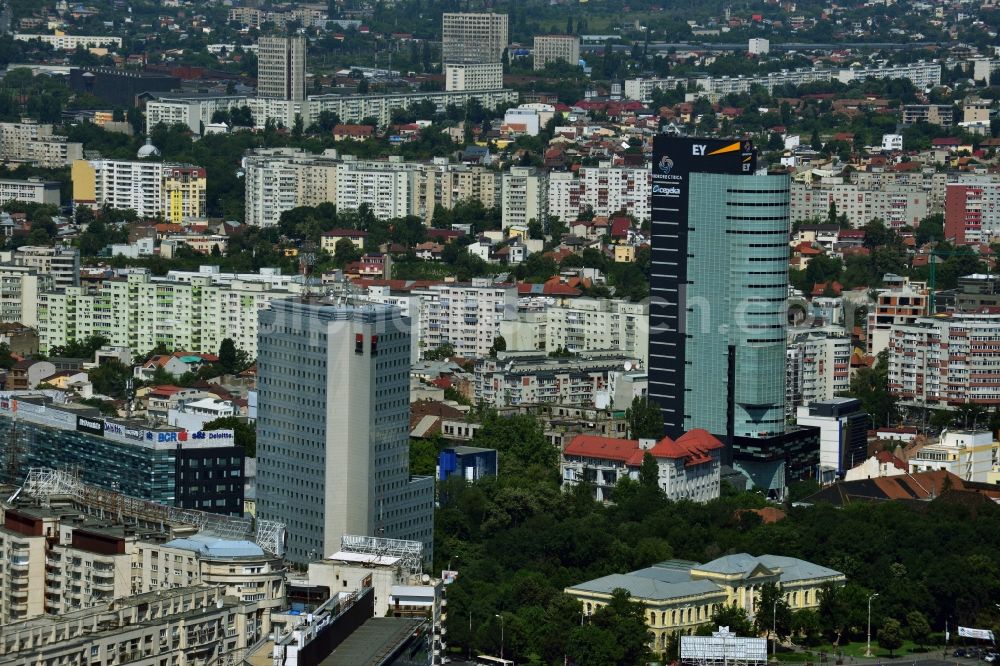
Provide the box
[436,413,1000,663]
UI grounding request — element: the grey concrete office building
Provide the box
[256,298,434,564]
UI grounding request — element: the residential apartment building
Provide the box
[561,430,722,502]
[902,104,954,126]
[12,245,79,289]
[0,178,59,206]
[0,489,282,627]
[256,299,435,564]
[257,35,306,101]
[444,63,503,91]
[0,121,83,168]
[907,430,995,482]
[501,166,546,228]
[624,62,937,103]
[243,148,340,227]
[0,585,273,662]
[790,179,929,228]
[500,297,649,364]
[418,160,500,223]
[475,351,640,407]
[13,32,122,50]
[147,89,517,135]
[944,180,1000,245]
[533,35,580,70]
[0,265,48,326]
[888,313,1000,407]
[867,279,929,356]
[72,159,207,223]
[548,164,652,222]
[836,60,941,87]
[786,326,852,417]
[38,268,305,356]
[336,156,421,220]
[441,12,508,65]
[0,397,244,513]
[243,149,499,227]
[416,279,517,359]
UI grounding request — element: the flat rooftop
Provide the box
[320,617,425,666]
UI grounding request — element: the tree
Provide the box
[203,417,256,457]
[567,589,650,666]
[218,338,250,375]
[424,343,455,361]
[755,582,793,641]
[846,349,896,427]
[878,617,903,656]
[625,396,663,439]
[334,237,361,267]
[905,610,930,649]
[489,335,506,357]
[792,609,823,646]
[711,603,755,636]
[638,452,659,491]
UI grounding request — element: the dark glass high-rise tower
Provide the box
[648,136,818,493]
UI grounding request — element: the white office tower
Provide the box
[256,298,434,564]
[258,35,306,101]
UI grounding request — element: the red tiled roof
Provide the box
[610,217,630,238]
[564,435,644,465]
[874,450,907,471]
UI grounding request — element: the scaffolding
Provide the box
[340,534,424,575]
[14,468,286,557]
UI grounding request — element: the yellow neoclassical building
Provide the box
[565,553,846,652]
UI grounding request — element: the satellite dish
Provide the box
[624,362,633,371]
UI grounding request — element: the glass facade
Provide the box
[0,414,244,514]
[685,172,790,439]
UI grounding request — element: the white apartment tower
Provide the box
[258,35,307,101]
[441,13,508,65]
[256,299,434,564]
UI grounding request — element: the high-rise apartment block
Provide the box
[11,244,79,289]
[0,120,83,168]
[417,279,517,359]
[257,35,307,101]
[501,166,546,228]
[648,136,817,493]
[945,181,1000,245]
[441,13,508,65]
[533,35,580,70]
[71,159,207,223]
[888,313,1000,408]
[548,164,652,222]
[243,149,500,227]
[786,326,852,417]
[501,298,649,364]
[256,299,434,564]
[38,268,305,356]
[445,63,503,91]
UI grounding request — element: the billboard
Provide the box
[76,415,105,436]
[681,630,768,665]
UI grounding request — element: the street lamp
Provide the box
[865,593,879,657]
[772,598,779,661]
[495,613,505,661]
